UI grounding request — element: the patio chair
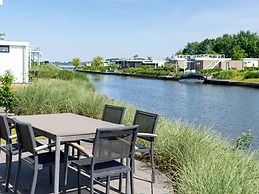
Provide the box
[64,125,139,194]
[102,104,126,124]
[12,118,68,194]
[133,110,159,184]
[75,104,126,152]
[0,115,19,192]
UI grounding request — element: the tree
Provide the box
[213,33,234,57]
[234,30,259,58]
[91,56,103,69]
[72,57,81,68]
[175,49,183,55]
[197,38,215,54]
[180,31,259,58]
[232,45,247,60]
[182,41,200,55]
[0,33,5,40]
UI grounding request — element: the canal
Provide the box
[86,73,259,147]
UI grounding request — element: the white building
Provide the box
[0,40,30,83]
[243,58,259,67]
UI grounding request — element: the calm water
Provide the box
[86,73,259,146]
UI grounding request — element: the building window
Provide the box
[0,45,9,53]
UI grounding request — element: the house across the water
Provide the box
[172,54,259,72]
[104,58,166,69]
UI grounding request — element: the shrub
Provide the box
[0,70,15,113]
[244,71,259,79]
[212,69,238,79]
[119,67,169,76]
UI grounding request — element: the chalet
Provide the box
[104,58,165,69]
[0,40,29,83]
[172,54,259,72]
[0,40,42,83]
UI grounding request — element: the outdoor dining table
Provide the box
[9,113,124,194]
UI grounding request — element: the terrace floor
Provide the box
[0,139,173,194]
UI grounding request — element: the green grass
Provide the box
[14,79,102,117]
[30,64,89,81]
[12,78,259,194]
[156,119,259,193]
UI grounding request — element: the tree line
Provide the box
[176,30,259,60]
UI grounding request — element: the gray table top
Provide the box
[13,113,122,137]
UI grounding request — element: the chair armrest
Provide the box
[81,138,94,143]
[137,133,157,138]
[66,142,93,158]
[34,143,56,152]
[9,134,17,139]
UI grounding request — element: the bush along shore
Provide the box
[9,65,259,193]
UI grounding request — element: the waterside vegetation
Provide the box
[79,64,259,83]
[7,65,259,193]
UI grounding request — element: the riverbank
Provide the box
[77,69,179,80]
[204,78,259,88]
[77,70,259,89]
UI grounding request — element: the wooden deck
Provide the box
[0,139,172,194]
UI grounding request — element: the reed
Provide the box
[155,119,259,193]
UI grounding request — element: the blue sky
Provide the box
[1,0,259,62]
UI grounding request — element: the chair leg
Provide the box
[130,169,134,194]
[119,173,123,192]
[48,139,53,185]
[5,153,12,192]
[31,166,39,194]
[90,173,94,194]
[62,144,69,194]
[151,148,155,183]
[106,175,110,194]
[14,159,22,194]
[119,158,123,192]
[77,167,82,194]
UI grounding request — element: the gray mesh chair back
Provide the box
[93,125,138,164]
[133,110,159,142]
[69,125,139,194]
[0,115,18,192]
[0,115,10,141]
[102,104,126,124]
[78,104,126,148]
[14,119,36,154]
[133,110,159,184]
[72,104,126,156]
[13,118,61,194]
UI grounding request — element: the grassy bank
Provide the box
[11,66,259,193]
